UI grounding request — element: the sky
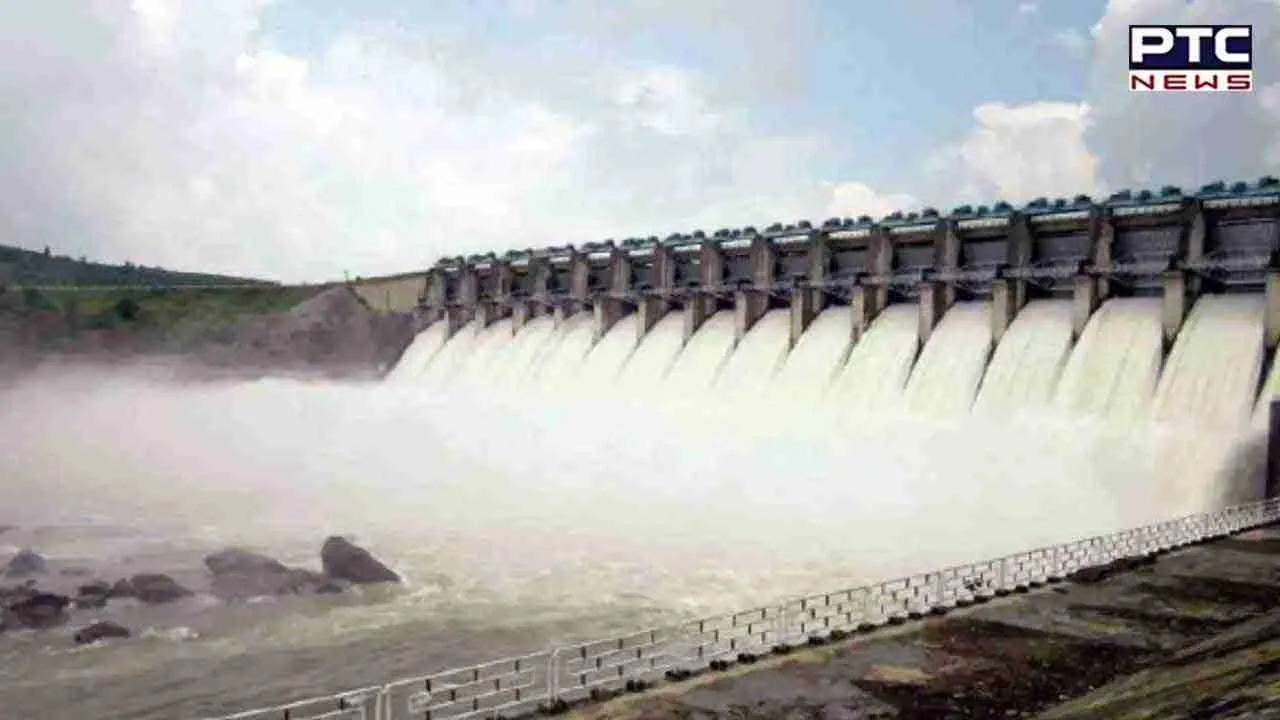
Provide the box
[1,0,1278,283]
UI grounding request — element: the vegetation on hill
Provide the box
[0,285,324,356]
[0,244,416,380]
[0,284,415,381]
[0,243,269,288]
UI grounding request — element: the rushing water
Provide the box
[769,307,855,405]
[1055,297,1164,421]
[973,300,1074,416]
[903,302,993,416]
[828,304,920,413]
[713,310,791,398]
[0,291,1270,720]
[661,311,737,397]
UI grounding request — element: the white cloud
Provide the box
[827,182,919,219]
[927,102,1102,206]
[0,1,861,282]
[1048,28,1088,57]
[1017,2,1038,15]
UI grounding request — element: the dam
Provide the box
[393,178,1280,427]
[6,181,1280,720]
[195,178,1280,719]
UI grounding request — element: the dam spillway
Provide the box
[380,178,1280,563]
[394,178,1280,434]
[350,179,1280,720]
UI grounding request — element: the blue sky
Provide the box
[1,0,1277,281]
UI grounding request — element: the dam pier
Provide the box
[381,179,1280,365]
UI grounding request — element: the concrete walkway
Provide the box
[569,527,1280,719]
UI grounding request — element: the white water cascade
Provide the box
[1153,294,1265,430]
[575,315,643,395]
[1055,297,1164,421]
[973,300,1074,416]
[531,313,597,392]
[453,318,517,389]
[384,321,450,383]
[661,311,738,397]
[903,302,993,416]
[828,304,920,413]
[713,310,792,398]
[420,320,483,390]
[493,315,559,386]
[769,307,855,405]
[615,312,686,391]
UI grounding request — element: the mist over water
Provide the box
[0,293,1269,718]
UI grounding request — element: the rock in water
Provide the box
[321,536,400,584]
[128,574,192,604]
[5,592,71,629]
[75,581,112,609]
[204,548,346,600]
[205,548,289,576]
[74,621,131,644]
[109,578,136,599]
[5,550,46,578]
[0,580,37,605]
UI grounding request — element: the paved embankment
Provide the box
[571,526,1280,719]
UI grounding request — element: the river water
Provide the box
[0,294,1269,719]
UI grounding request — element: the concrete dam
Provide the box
[390,179,1280,439]
[192,180,1280,720]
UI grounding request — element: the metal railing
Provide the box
[205,497,1280,720]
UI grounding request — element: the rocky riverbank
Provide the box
[0,536,400,646]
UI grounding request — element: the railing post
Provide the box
[547,648,561,710]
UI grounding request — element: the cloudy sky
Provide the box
[2,0,1277,282]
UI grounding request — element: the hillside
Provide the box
[0,243,269,288]
[0,284,415,382]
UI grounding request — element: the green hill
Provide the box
[0,244,270,288]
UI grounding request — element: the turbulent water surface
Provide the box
[0,294,1269,719]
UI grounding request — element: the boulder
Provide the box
[109,578,135,599]
[0,580,37,603]
[5,549,46,578]
[321,536,399,584]
[127,574,192,604]
[74,621,131,644]
[205,548,290,577]
[204,548,347,600]
[75,581,112,609]
[4,592,70,629]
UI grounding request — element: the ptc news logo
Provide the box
[1129,25,1253,92]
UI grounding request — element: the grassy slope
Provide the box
[0,243,267,287]
[0,285,326,355]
